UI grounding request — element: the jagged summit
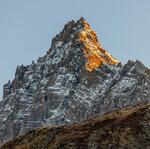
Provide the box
[50,17,119,71]
[78,18,119,71]
[0,18,150,146]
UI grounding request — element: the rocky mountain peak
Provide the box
[50,17,119,71]
[0,18,150,146]
[78,18,119,71]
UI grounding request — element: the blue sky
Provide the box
[0,0,150,98]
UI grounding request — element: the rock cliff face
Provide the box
[1,103,150,149]
[0,17,150,145]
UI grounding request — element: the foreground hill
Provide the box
[1,103,150,149]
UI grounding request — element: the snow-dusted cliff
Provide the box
[0,18,150,145]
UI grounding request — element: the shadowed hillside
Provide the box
[1,103,150,149]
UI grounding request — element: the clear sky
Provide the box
[0,0,150,99]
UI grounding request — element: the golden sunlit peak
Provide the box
[78,17,90,28]
[78,18,119,71]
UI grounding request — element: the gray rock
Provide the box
[0,17,150,146]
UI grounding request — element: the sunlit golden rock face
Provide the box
[78,18,119,71]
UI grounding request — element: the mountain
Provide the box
[0,17,150,145]
[1,103,150,149]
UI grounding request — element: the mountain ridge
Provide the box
[0,17,150,146]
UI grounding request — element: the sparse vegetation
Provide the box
[1,103,150,149]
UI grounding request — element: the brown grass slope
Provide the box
[1,103,150,149]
